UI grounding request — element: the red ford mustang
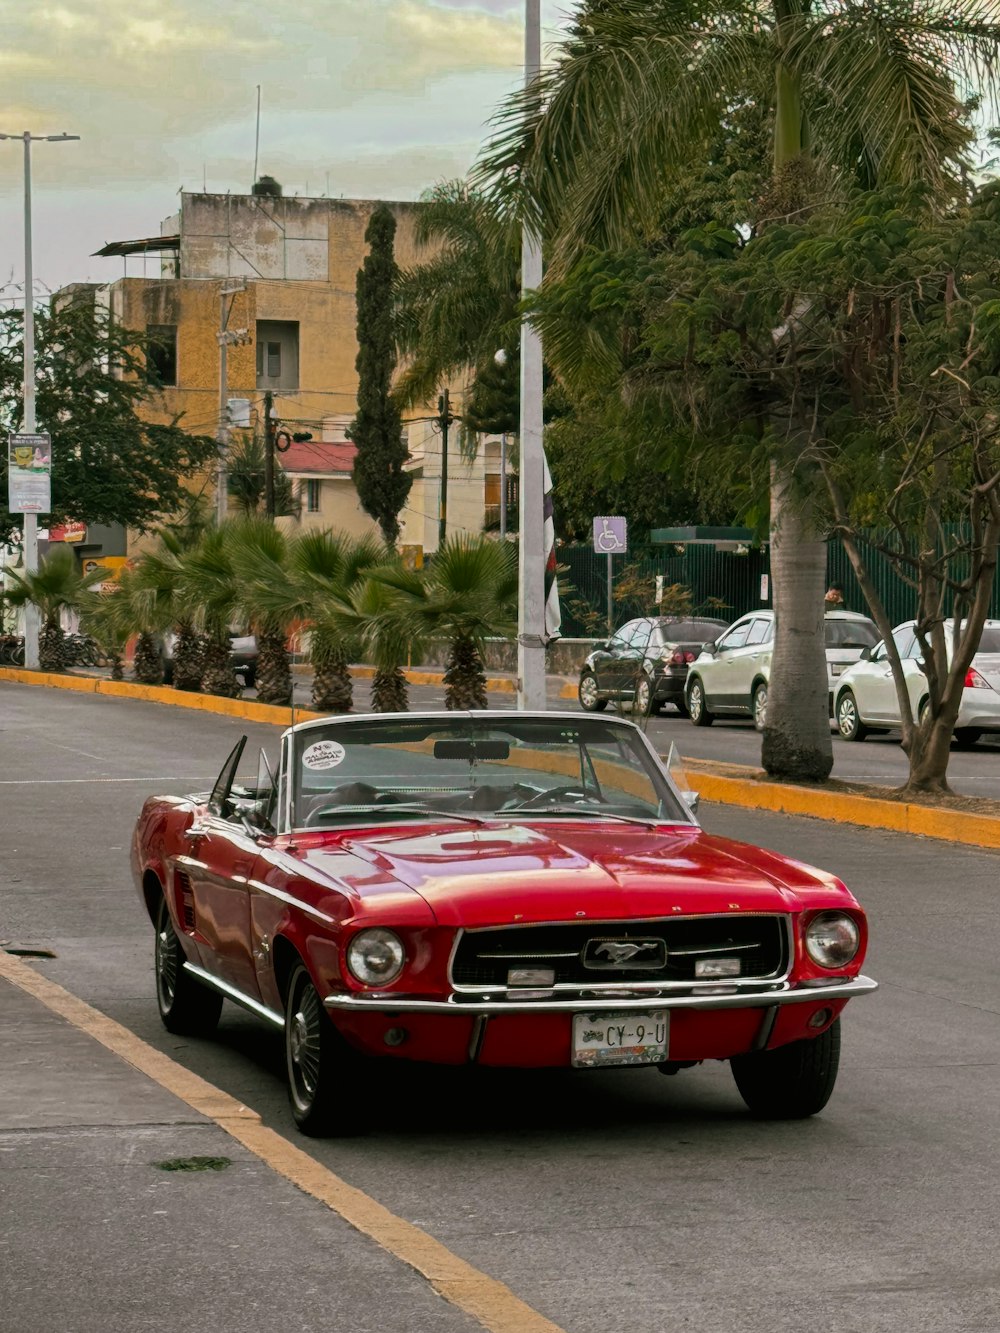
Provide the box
[131,712,876,1135]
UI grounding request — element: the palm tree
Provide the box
[253,530,385,713]
[224,517,294,706]
[78,590,130,680]
[114,565,172,685]
[176,527,241,697]
[373,535,517,710]
[321,574,412,713]
[136,502,216,691]
[4,547,104,671]
[479,0,1000,780]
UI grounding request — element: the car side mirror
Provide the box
[681,790,700,815]
[859,646,872,661]
[701,640,717,656]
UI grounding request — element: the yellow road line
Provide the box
[0,949,567,1333]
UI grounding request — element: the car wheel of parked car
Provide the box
[752,681,768,732]
[578,671,608,712]
[686,677,713,727]
[285,962,364,1137]
[836,690,868,742]
[154,897,223,1037]
[730,1019,841,1119]
[635,676,656,717]
[953,728,983,748]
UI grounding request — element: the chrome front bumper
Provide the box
[324,973,878,1015]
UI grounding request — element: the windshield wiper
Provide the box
[306,803,488,826]
[503,804,660,827]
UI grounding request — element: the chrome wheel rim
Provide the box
[636,680,650,713]
[288,979,322,1107]
[579,674,598,708]
[753,686,767,730]
[155,906,178,1009]
[838,696,856,737]
[689,683,702,721]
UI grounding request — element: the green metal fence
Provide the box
[557,533,1000,638]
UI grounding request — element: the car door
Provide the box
[619,619,653,698]
[866,627,918,722]
[594,622,638,696]
[180,737,263,999]
[703,617,756,708]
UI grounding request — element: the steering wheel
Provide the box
[303,782,379,826]
[506,784,594,810]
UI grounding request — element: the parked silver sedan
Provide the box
[834,619,1000,746]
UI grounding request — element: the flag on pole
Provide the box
[542,448,561,640]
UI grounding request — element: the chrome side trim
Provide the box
[324,974,878,1015]
[182,962,284,1029]
[246,879,338,926]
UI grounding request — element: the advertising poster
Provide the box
[8,432,51,515]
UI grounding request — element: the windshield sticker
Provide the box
[302,740,346,771]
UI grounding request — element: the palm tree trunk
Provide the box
[311,631,353,713]
[172,622,203,691]
[39,618,66,673]
[110,653,124,682]
[761,461,833,781]
[371,664,408,712]
[444,635,488,710]
[201,635,241,697]
[255,628,292,706]
[133,631,164,685]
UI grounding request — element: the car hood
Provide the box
[295,821,849,928]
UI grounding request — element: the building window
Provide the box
[306,479,321,513]
[256,320,299,391]
[146,325,177,386]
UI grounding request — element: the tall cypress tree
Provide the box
[349,205,412,546]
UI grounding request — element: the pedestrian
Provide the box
[824,582,846,610]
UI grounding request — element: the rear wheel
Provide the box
[687,677,713,727]
[634,675,655,717]
[730,1020,841,1119]
[953,728,983,748]
[578,671,608,713]
[752,681,768,732]
[836,689,868,742]
[285,963,365,1137]
[155,897,222,1036]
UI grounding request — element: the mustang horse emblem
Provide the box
[593,940,659,964]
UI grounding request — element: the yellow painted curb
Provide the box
[350,664,517,692]
[0,949,567,1333]
[682,766,1000,851]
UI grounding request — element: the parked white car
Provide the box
[686,609,880,730]
[834,619,1000,745]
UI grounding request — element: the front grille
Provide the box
[451,916,788,989]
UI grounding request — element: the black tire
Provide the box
[836,689,868,742]
[686,677,713,726]
[578,670,608,713]
[752,680,768,732]
[953,728,983,748]
[285,963,365,1137]
[154,897,223,1036]
[730,1019,841,1119]
[634,675,655,717]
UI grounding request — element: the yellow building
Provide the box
[60,184,502,553]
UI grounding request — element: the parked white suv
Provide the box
[686,609,880,730]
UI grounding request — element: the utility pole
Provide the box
[517,0,547,711]
[499,432,508,540]
[263,390,275,519]
[216,279,247,525]
[0,130,79,670]
[437,388,453,549]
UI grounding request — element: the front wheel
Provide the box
[752,681,768,732]
[577,670,608,712]
[687,677,713,727]
[634,675,656,717]
[285,963,365,1137]
[155,897,223,1036]
[836,689,868,742]
[730,1020,841,1119]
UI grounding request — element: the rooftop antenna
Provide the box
[253,84,261,187]
[202,164,207,193]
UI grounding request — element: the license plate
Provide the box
[572,1010,668,1068]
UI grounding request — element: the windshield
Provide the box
[286,715,689,831]
[825,618,880,649]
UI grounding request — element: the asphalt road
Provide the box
[3,683,1000,1331]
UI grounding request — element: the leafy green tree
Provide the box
[480,0,1000,781]
[4,546,104,671]
[226,432,298,519]
[373,536,517,709]
[349,206,412,546]
[0,302,217,544]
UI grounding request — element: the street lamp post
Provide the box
[517,0,547,710]
[0,130,79,670]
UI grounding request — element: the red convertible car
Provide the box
[131,712,876,1135]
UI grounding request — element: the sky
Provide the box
[0,0,569,299]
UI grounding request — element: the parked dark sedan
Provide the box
[578,617,730,716]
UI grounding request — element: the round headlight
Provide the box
[346,928,405,986]
[805,912,860,969]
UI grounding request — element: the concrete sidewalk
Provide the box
[0,968,483,1333]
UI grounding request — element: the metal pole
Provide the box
[607,553,614,638]
[438,388,450,549]
[21,133,38,670]
[264,390,275,519]
[499,431,508,540]
[517,0,547,711]
[217,288,229,525]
